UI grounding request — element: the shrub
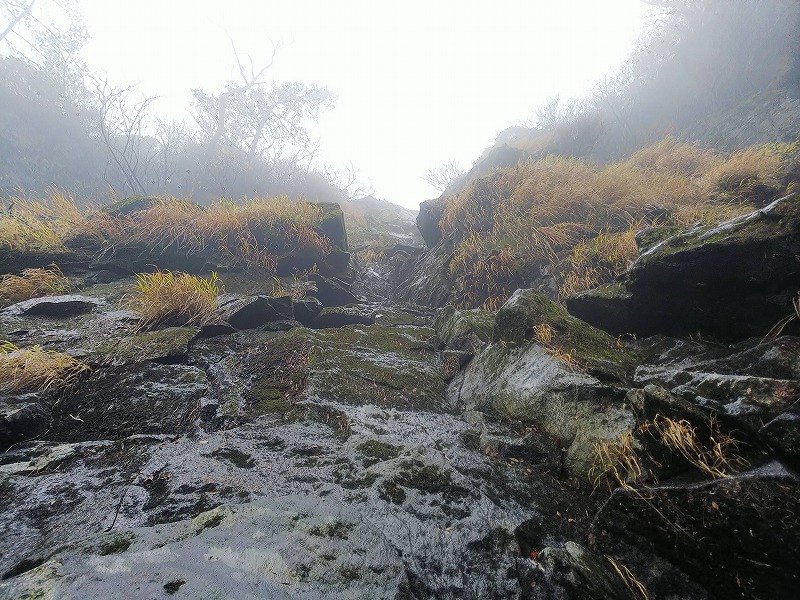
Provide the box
[0,341,90,392]
[0,265,75,307]
[129,270,222,330]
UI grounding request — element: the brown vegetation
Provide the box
[0,341,90,393]
[441,138,791,309]
[128,270,222,330]
[0,264,75,307]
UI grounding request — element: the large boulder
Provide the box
[568,194,800,340]
[307,273,358,307]
[416,197,446,248]
[451,290,639,476]
[0,400,48,451]
[2,295,103,318]
[219,295,294,330]
[312,202,348,251]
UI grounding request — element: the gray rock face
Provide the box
[452,341,634,476]
[568,194,800,340]
[632,334,800,469]
[219,294,294,330]
[390,239,455,307]
[0,280,585,600]
[2,294,103,318]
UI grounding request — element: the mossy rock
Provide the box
[312,202,348,251]
[90,327,198,366]
[239,325,446,412]
[434,305,495,353]
[569,194,800,340]
[239,329,313,416]
[93,531,136,556]
[493,289,638,383]
[304,325,446,411]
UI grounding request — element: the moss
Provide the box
[357,439,401,465]
[380,461,470,506]
[378,480,407,504]
[305,325,445,411]
[189,505,232,535]
[338,565,362,582]
[307,519,353,539]
[95,531,136,555]
[494,290,638,383]
[163,580,186,595]
[374,307,430,327]
[93,327,197,365]
[254,395,292,414]
[240,329,312,415]
[435,306,495,350]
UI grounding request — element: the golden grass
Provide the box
[119,196,332,274]
[591,431,643,491]
[606,556,649,600]
[440,138,788,308]
[129,270,222,330]
[0,188,114,253]
[0,193,334,276]
[0,265,75,307]
[651,415,741,479]
[0,340,90,393]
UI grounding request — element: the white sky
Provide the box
[54,1,654,208]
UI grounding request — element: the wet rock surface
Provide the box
[1,238,799,599]
[0,275,593,600]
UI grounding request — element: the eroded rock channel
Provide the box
[1,195,799,599]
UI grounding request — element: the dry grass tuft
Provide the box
[606,555,649,600]
[652,414,741,479]
[591,413,742,493]
[120,196,332,274]
[591,432,643,491]
[0,188,113,253]
[439,138,788,308]
[0,340,90,392]
[0,265,75,307]
[129,270,222,330]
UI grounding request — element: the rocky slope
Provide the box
[1,196,799,599]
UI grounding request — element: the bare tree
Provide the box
[192,45,333,168]
[423,160,465,193]
[153,119,190,192]
[93,77,157,196]
[0,0,36,44]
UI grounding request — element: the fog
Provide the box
[1,0,658,207]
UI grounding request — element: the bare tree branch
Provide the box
[0,0,36,43]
